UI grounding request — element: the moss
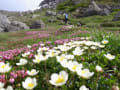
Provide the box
[101,21,120,27]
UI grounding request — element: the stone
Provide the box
[32,14,40,18]
[30,20,45,29]
[46,10,56,16]
[0,27,4,32]
[6,21,30,32]
[0,13,11,28]
[112,11,120,21]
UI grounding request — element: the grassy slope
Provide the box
[0,2,120,51]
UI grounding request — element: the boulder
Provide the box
[0,13,11,28]
[6,21,29,32]
[30,20,45,29]
[112,11,120,21]
[46,10,56,16]
[32,14,40,18]
[0,27,4,32]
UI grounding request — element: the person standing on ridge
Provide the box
[64,13,68,25]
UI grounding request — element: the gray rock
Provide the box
[99,8,110,16]
[30,20,45,29]
[0,27,4,32]
[113,11,120,21]
[32,14,40,18]
[6,21,29,32]
[46,10,56,16]
[0,13,11,28]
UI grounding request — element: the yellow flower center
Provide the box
[60,57,65,61]
[81,70,87,74]
[51,52,55,56]
[72,65,77,70]
[56,76,65,84]
[103,41,107,44]
[28,83,34,88]
[1,64,6,69]
[36,59,40,63]
[31,71,35,74]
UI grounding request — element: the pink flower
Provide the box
[9,78,15,84]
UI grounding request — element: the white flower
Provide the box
[98,45,105,48]
[58,45,71,52]
[83,47,89,50]
[60,59,68,68]
[22,77,37,90]
[27,69,39,76]
[67,61,83,72]
[0,82,4,88]
[73,48,84,56]
[46,50,60,57]
[0,62,11,73]
[56,55,67,62]
[84,41,93,46]
[22,52,30,57]
[96,65,103,72]
[77,69,94,79]
[65,54,74,60]
[6,86,13,90]
[90,46,97,50]
[37,47,49,53]
[49,71,68,86]
[33,55,48,63]
[27,45,31,48]
[79,85,89,90]
[102,40,108,44]
[16,58,28,66]
[104,53,115,60]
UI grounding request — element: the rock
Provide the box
[83,8,98,17]
[0,27,4,32]
[59,25,74,32]
[32,14,40,18]
[30,20,45,29]
[0,13,11,32]
[91,1,102,11]
[99,8,110,16]
[46,10,56,16]
[112,11,120,21]
[6,21,30,32]
[0,13,11,28]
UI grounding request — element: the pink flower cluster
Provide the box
[9,70,28,84]
[38,33,50,38]
[0,74,6,83]
[26,31,41,35]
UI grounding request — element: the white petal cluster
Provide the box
[33,54,48,63]
[77,69,94,79]
[104,53,115,60]
[79,85,89,90]
[49,71,68,86]
[16,58,28,66]
[22,52,30,57]
[27,69,39,76]
[0,62,11,73]
[22,77,37,89]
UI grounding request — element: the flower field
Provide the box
[0,33,120,90]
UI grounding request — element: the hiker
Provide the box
[64,13,68,25]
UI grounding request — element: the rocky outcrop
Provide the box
[6,21,30,32]
[112,11,120,21]
[46,10,57,16]
[0,13,29,32]
[0,13,11,32]
[30,20,45,29]
[40,0,66,9]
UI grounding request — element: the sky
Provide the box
[0,0,43,11]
